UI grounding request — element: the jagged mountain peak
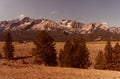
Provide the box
[0,17,120,34]
[59,19,84,29]
[80,23,109,34]
[31,18,60,31]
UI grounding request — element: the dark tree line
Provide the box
[95,40,120,71]
[59,39,91,68]
[32,30,91,68]
[1,31,91,69]
[1,30,120,42]
[2,31,120,71]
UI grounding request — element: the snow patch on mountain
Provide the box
[0,17,120,34]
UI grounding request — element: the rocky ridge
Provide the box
[0,17,120,34]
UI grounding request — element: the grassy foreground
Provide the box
[0,64,120,79]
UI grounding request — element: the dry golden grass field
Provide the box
[0,65,120,79]
[0,41,120,79]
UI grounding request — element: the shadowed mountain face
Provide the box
[0,17,120,34]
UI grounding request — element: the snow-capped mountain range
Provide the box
[0,17,120,34]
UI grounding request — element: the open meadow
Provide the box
[0,41,117,65]
[0,41,120,79]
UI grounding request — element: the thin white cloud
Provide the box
[16,14,25,20]
[50,11,57,15]
[20,14,25,18]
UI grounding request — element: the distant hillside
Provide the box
[0,30,120,42]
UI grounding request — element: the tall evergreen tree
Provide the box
[59,40,73,67]
[80,38,91,68]
[104,40,113,69]
[97,41,120,71]
[71,39,81,68]
[95,51,106,69]
[3,32,14,60]
[33,30,57,66]
[59,38,90,68]
[72,38,91,68]
[112,42,120,70]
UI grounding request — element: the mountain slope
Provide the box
[1,17,120,41]
[0,17,120,34]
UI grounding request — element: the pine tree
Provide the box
[71,39,81,68]
[33,30,58,66]
[95,51,106,70]
[72,38,91,68]
[104,40,113,69]
[59,40,73,67]
[59,38,90,68]
[112,42,120,70]
[81,38,91,68]
[3,32,14,60]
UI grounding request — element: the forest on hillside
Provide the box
[0,30,120,42]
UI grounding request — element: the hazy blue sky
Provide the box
[0,0,120,26]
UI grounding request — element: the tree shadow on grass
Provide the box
[14,56,33,61]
